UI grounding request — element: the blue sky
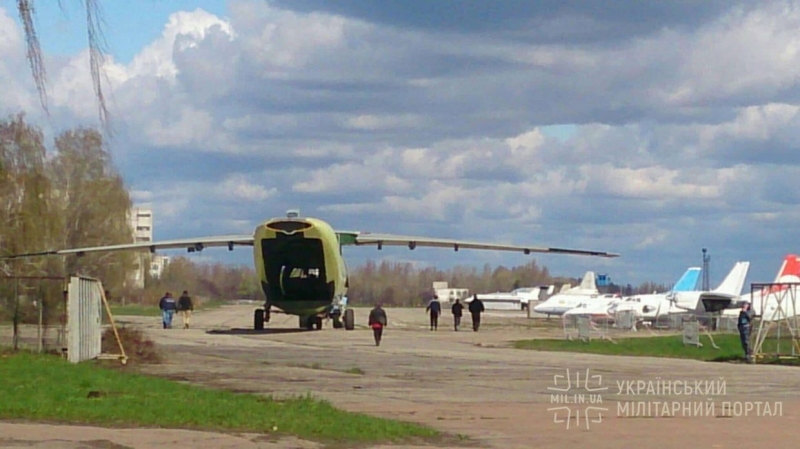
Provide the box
[2,0,800,290]
[4,0,227,63]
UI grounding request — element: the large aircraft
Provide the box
[606,266,702,321]
[531,271,612,317]
[721,254,800,321]
[669,261,750,314]
[0,210,619,331]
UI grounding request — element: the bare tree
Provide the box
[17,0,112,135]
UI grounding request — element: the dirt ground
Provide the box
[2,304,800,448]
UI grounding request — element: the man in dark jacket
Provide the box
[451,299,464,331]
[468,295,485,332]
[158,292,177,329]
[368,303,388,346]
[426,296,442,331]
[738,302,754,362]
[177,290,194,329]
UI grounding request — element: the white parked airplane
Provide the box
[669,261,750,314]
[721,254,800,321]
[560,292,622,321]
[607,266,702,321]
[476,285,554,310]
[532,271,605,317]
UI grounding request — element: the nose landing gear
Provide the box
[300,315,323,330]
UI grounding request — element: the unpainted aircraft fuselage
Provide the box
[253,216,350,330]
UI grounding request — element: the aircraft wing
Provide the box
[0,235,255,259]
[335,231,620,258]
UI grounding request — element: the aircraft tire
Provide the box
[333,317,343,329]
[254,309,265,330]
[314,317,323,330]
[344,308,355,331]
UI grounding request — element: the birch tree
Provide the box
[47,127,134,289]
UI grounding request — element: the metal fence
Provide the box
[1,274,126,364]
[0,276,67,353]
[561,311,742,341]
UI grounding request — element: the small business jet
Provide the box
[668,261,750,314]
[1,210,619,331]
[532,271,608,317]
[607,266,702,321]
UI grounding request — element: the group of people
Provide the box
[366,294,486,346]
[426,295,484,331]
[158,290,194,329]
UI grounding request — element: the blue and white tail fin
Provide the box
[712,261,750,296]
[671,267,701,293]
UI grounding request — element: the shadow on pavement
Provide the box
[206,328,310,335]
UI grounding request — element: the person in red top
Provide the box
[368,303,388,346]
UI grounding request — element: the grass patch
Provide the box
[513,334,800,364]
[345,367,365,375]
[0,352,439,444]
[108,305,163,317]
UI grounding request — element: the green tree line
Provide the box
[125,256,671,308]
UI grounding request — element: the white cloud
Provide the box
[216,175,277,201]
[6,1,800,285]
[129,9,234,81]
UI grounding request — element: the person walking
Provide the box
[451,298,464,331]
[177,290,194,329]
[426,295,442,331]
[158,292,177,329]
[468,294,485,332]
[738,302,754,362]
[368,303,388,346]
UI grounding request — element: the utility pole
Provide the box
[702,248,710,291]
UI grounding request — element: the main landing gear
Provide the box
[298,308,356,331]
[343,308,355,331]
[252,306,356,331]
[330,308,355,330]
[254,307,270,330]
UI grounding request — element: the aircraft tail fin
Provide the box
[774,254,800,282]
[578,271,596,291]
[712,261,750,296]
[750,255,800,312]
[559,284,572,293]
[671,267,701,293]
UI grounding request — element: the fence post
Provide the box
[37,293,43,353]
[12,277,19,351]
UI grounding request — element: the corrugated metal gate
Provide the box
[66,276,103,363]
